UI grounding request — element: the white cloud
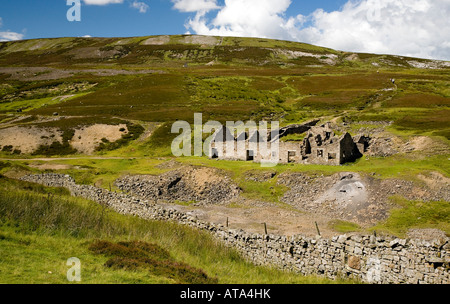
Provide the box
[0,17,24,42]
[131,1,149,13]
[0,31,24,42]
[188,0,292,40]
[176,0,450,61]
[294,0,450,61]
[172,0,220,13]
[83,0,124,5]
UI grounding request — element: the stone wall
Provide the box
[20,174,450,284]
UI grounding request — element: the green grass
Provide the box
[0,227,175,284]
[328,220,362,234]
[0,78,99,113]
[370,196,450,238]
[181,150,449,179]
[8,144,445,201]
[281,133,307,142]
[238,177,289,205]
[1,96,59,114]
[88,240,217,284]
[0,176,351,284]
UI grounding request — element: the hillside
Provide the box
[0,36,449,283]
[1,35,449,135]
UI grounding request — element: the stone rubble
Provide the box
[114,166,240,206]
[278,171,450,226]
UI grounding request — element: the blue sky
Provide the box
[0,0,347,39]
[0,0,449,60]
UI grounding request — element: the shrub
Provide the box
[33,140,77,156]
[2,145,13,152]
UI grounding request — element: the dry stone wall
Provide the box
[20,174,450,284]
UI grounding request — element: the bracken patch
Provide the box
[89,240,218,284]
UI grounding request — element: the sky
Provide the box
[0,0,449,60]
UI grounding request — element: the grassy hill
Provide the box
[0,35,449,284]
[1,35,448,134]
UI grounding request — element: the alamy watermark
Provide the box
[171,113,280,168]
[67,0,81,22]
[67,257,81,282]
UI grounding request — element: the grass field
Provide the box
[0,175,354,284]
[370,196,450,238]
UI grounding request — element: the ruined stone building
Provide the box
[209,121,369,166]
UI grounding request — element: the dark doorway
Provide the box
[246,150,254,161]
[211,148,219,159]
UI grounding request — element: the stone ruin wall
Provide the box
[20,174,450,284]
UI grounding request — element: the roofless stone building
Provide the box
[209,121,369,166]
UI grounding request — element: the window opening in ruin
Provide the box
[304,140,311,154]
[288,151,296,163]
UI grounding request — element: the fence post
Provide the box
[315,221,321,236]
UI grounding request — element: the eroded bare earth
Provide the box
[70,124,128,154]
[0,124,129,155]
[0,126,62,154]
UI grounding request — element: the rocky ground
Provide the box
[112,162,449,236]
[279,171,450,226]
